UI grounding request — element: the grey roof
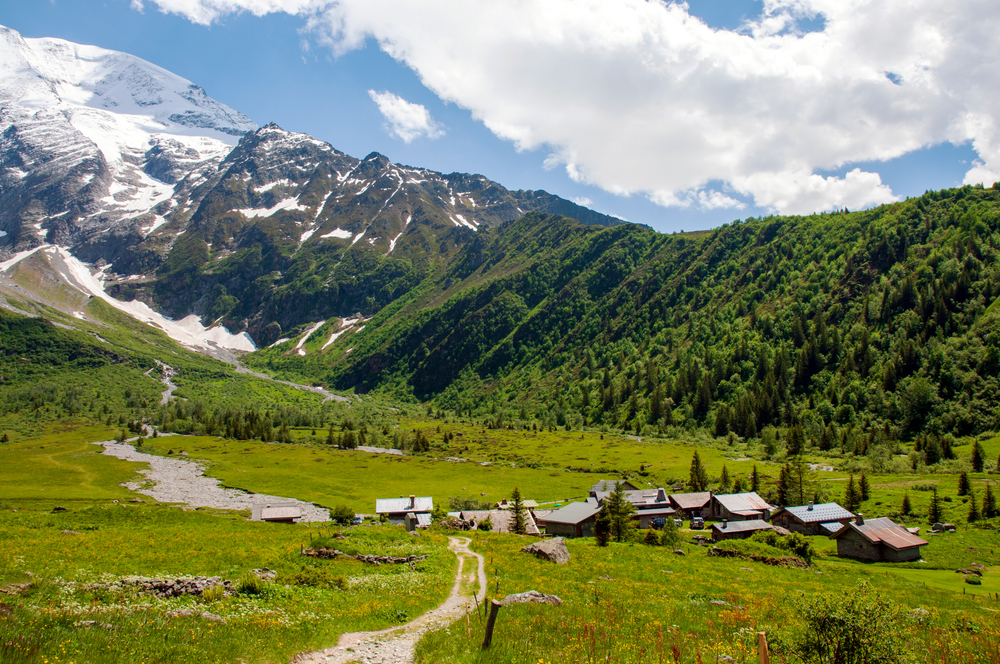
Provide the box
[376,496,434,514]
[713,492,773,513]
[634,507,677,517]
[776,502,854,524]
[460,509,540,535]
[414,513,432,527]
[260,506,302,521]
[590,480,637,494]
[819,521,845,535]
[711,519,774,534]
[595,488,669,507]
[536,501,601,525]
[670,492,713,510]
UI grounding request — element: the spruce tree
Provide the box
[970,441,986,473]
[732,476,746,493]
[510,487,527,534]
[660,514,680,548]
[719,464,732,493]
[844,474,860,512]
[927,487,943,524]
[594,507,611,547]
[689,451,709,491]
[859,471,871,502]
[786,424,805,456]
[968,491,979,523]
[900,492,912,516]
[982,482,997,519]
[750,464,760,492]
[777,463,791,505]
[957,471,971,496]
[607,483,636,542]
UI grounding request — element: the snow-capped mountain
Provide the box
[0,25,626,354]
[0,24,257,256]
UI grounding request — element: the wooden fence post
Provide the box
[482,600,502,650]
[758,632,770,664]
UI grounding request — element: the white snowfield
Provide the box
[1,244,256,352]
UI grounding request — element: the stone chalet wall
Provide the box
[884,544,922,562]
[836,529,880,560]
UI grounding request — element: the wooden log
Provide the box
[758,632,770,664]
[482,600,502,650]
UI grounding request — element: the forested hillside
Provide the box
[249,184,1000,453]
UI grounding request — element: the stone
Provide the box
[52,506,68,512]
[965,575,982,585]
[673,549,686,555]
[61,530,81,535]
[521,537,570,564]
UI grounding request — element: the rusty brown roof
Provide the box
[669,492,712,510]
[832,517,929,550]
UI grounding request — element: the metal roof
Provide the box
[536,501,601,525]
[713,492,773,513]
[595,488,669,507]
[376,496,434,514]
[669,492,713,510]
[590,480,638,494]
[634,507,676,516]
[414,513,432,527]
[819,521,845,535]
[460,509,540,535]
[260,506,302,521]
[832,517,929,550]
[711,519,773,534]
[775,502,854,524]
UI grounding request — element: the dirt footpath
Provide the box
[293,536,487,664]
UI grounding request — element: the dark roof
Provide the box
[831,517,929,550]
[595,488,669,507]
[669,492,712,510]
[774,502,853,524]
[711,519,773,534]
[713,492,773,513]
[536,502,601,525]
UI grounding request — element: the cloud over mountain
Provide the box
[138,0,1000,214]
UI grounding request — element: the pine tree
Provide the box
[957,471,971,496]
[689,451,709,491]
[859,471,871,502]
[844,474,860,512]
[732,476,746,493]
[643,528,661,545]
[971,441,986,473]
[607,483,636,542]
[786,424,805,456]
[719,464,732,493]
[777,463,791,506]
[967,491,980,523]
[983,482,997,519]
[510,486,527,535]
[900,492,912,516]
[750,465,760,492]
[928,487,943,525]
[594,506,611,547]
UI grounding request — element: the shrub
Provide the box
[477,516,493,531]
[643,529,661,545]
[282,567,347,590]
[331,504,355,525]
[237,573,270,596]
[794,582,910,664]
[660,517,680,548]
[201,585,225,602]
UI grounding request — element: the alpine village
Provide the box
[1,11,999,664]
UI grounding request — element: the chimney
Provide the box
[409,494,416,508]
[807,501,813,511]
[855,513,864,526]
[722,519,728,529]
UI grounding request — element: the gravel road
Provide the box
[96,439,330,521]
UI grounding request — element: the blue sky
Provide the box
[1,0,988,233]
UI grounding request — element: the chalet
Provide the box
[831,515,929,562]
[376,495,434,530]
[536,502,601,538]
[251,501,302,524]
[711,519,774,541]
[710,492,773,521]
[460,509,541,535]
[595,487,672,510]
[589,480,639,497]
[494,498,540,511]
[669,492,712,517]
[770,502,854,536]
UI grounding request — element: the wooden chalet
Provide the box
[831,515,929,562]
[770,502,854,536]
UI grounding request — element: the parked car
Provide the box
[652,517,666,530]
[690,516,705,529]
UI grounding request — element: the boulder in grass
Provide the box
[521,538,570,564]
[965,575,982,586]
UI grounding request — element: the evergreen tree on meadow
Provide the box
[777,463,791,506]
[971,441,986,473]
[510,486,527,535]
[844,474,860,513]
[859,471,871,502]
[750,464,760,492]
[967,490,980,523]
[732,475,746,493]
[900,492,912,517]
[643,528,661,546]
[928,487,944,525]
[719,464,732,493]
[594,506,611,547]
[606,483,636,543]
[786,423,805,457]
[983,482,998,519]
[660,514,680,548]
[957,471,971,496]
[689,451,709,491]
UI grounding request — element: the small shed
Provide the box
[251,501,303,524]
[711,492,774,521]
[376,495,434,528]
[668,491,713,517]
[536,502,601,538]
[831,516,929,562]
[589,480,639,497]
[770,502,854,536]
[711,519,774,542]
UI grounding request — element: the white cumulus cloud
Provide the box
[367,90,444,143]
[139,0,1000,214]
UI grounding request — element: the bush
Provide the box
[331,504,355,525]
[643,529,661,545]
[200,585,225,602]
[477,516,493,531]
[282,567,347,590]
[794,582,910,664]
[749,530,815,564]
[237,573,270,596]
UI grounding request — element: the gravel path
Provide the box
[293,536,487,664]
[96,439,330,521]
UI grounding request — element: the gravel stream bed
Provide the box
[96,439,330,521]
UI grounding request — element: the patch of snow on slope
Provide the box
[321,317,362,350]
[0,245,46,271]
[236,197,308,218]
[268,337,291,349]
[45,245,256,352]
[294,320,325,356]
[320,228,352,240]
[0,230,7,237]
[299,228,317,244]
[256,179,291,193]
